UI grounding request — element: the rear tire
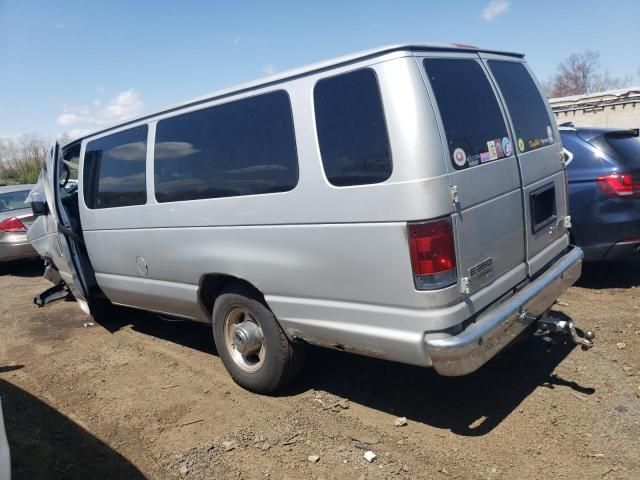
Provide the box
[212,283,305,394]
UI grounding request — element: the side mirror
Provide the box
[31,201,49,216]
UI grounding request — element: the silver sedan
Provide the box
[0,184,38,262]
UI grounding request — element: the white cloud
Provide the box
[261,64,277,76]
[56,89,144,129]
[101,89,143,122]
[482,0,510,21]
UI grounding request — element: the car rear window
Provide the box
[423,58,510,170]
[488,61,555,154]
[589,131,640,168]
[0,190,29,212]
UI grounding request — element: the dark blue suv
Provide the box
[560,124,640,261]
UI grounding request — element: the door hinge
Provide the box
[450,185,459,206]
[563,215,572,229]
[460,277,470,295]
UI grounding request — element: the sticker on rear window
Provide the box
[453,148,467,168]
[518,138,525,153]
[468,154,480,167]
[480,152,491,163]
[547,125,553,143]
[487,141,498,160]
[502,137,512,156]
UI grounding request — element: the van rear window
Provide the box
[424,58,510,170]
[488,61,555,154]
[154,90,298,203]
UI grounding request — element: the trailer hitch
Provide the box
[536,314,595,350]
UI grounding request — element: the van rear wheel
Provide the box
[212,284,305,394]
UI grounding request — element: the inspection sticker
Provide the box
[518,138,525,153]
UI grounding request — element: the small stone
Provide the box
[261,442,271,451]
[393,417,408,427]
[616,342,626,350]
[615,405,628,413]
[179,464,189,475]
[402,464,410,472]
[308,454,320,463]
[557,301,569,307]
[440,466,449,475]
[636,385,640,398]
[364,451,376,463]
[222,440,236,452]
[337,399,350,409]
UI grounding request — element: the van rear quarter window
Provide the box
[488,61,554,154]
[154,90,298,203]
[314,68,392,186]
[83,125,148,209]
[423,58,509,170]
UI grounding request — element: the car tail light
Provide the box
[596,173,640,198]
[408,217,457,290]
[0,216,27,233]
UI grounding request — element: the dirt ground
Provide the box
[0,259,638,480]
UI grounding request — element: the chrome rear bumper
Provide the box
[424,246,583,376]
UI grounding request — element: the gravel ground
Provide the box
[0,258,638,480]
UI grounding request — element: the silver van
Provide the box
[28,44,592,393]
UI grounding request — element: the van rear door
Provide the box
[482,55,569,276]
[419,53,526,295]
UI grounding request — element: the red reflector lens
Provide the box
[408,218,457,290]
[0,216,27,233]
[596,173,639,198]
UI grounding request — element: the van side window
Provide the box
[314,69,392,186]
[424,59,509,169]
[154,90,298,203]
[83,125,148,209]
[488,61,554,153]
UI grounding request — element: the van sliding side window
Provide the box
[154,90,298,203]
[424,58,509,170]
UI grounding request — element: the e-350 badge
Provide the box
[469,257,494,280]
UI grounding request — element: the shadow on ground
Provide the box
[96,304,592,437]
[94,306,216,356]
[0,259,43,278]
[577,258,640,289]
[0,377,145,480]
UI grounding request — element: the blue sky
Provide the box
[1,0,639,139]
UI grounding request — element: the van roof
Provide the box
[63,43,524,147]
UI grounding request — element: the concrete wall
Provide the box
[552,103,640,129]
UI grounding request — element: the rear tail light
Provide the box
[0,216,27,233]
[596,173,640,198]
[408,217,457,290]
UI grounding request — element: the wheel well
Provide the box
[198,274,265,319]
